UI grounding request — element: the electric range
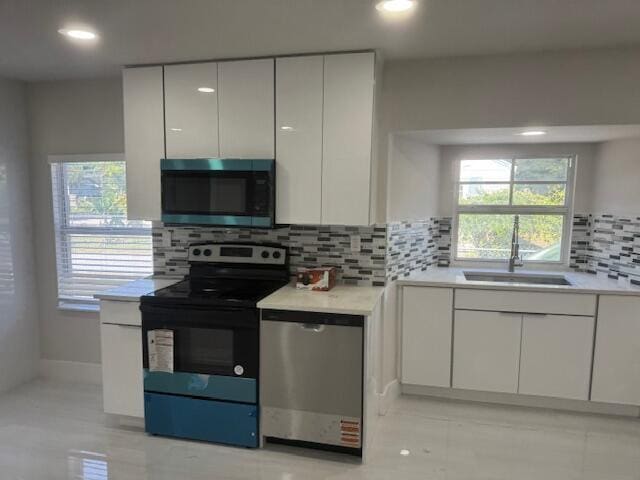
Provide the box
[140,242,289,448]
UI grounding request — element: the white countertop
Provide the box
[257,283,384,316]
[94,276,183,302]
[397,268,640,296]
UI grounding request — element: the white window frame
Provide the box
[49,153,152,311]
[452,155,577,265]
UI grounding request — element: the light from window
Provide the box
[455,157,572,262]
[51,161,152,307]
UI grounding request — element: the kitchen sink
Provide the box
[463,271,572,286]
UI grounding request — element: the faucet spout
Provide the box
[508,215,524,273]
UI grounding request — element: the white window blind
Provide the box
[51,159,153,307]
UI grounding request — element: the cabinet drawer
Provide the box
[455,289,596,316]
[100,300,141,326]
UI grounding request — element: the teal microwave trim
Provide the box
[161,214,271,227]
[143,370,257,404]
[161,158,273,171]
[144,392,259,448]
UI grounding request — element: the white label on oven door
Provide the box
[148,329,174,373]
[234,365,244,376]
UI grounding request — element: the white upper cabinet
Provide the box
[164,62,219,158]
[218,59,275,158]
[322,52,375,226]
[123,66,165,220]
[275,56,323,224]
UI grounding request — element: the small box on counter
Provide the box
[296,267,337,291]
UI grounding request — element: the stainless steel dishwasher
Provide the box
[260,309,364,455]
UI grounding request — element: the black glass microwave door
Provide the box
[162,173,251,215]
[175,327,234,374]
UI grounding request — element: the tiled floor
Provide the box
[1,380,640,479]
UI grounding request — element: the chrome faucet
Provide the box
[508,215,524,272]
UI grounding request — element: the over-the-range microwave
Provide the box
[160,158,275,228]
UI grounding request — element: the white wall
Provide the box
[438,143,599,216]
[27,78,124,365]
[592,138,640,216]
[386,134,440,222]
[377,46,640,223]
[0,77,39,392]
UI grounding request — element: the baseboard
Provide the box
[378,379,400,415]
[402,384,640,417]
[39,359,102,385]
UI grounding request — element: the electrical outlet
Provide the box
[162,230,172,248]
[350,235,361,253]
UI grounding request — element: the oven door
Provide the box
[141,303,258,403]
[160,158,274,227]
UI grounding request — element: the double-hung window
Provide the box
[454,157,574,263]
[50,155,153,309]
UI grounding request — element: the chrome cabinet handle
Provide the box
[300,323,325,332]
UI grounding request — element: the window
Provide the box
[454,157,574,262]
[51,157,153,309]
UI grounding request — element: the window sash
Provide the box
[51,160,153,306]
[453,156,575,264]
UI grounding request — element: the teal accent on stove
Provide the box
[143,370,256,403]
[144,392,259,448]
[161,158,273,171]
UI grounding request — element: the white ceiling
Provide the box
[2,0,640,81]
[400,125,640,145]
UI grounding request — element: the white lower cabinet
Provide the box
[519,314,594,400]
[452,310,522,394]
[401,287,453,387]
[100,301,144,418]
[591,295,640,405]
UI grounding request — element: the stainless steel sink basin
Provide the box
[463,271,572,286]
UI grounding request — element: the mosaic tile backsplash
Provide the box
[386,218,452,281]
[570,213,640,286]
[153,223,387,286]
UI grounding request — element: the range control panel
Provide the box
[188,243,287,266]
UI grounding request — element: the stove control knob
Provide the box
[193,248,201,256]
[261,250,270,259]
[234,365,244,376]
[203,249,212,257]
[272,251,281,260]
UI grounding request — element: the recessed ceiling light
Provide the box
[197,87,215,93]
[400,449,411,456]
[280,126,294,131]
[519,130,547,136]
[58,28,97,40]
[376,0,416,12]
[169,128,183,132]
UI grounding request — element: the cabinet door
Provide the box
[322,52,375,226]
[100,323,144,417]
[519,314,594,400]
[591,296,640,405]
[123,66,165,220]
[165,62,219,158]
[401,287,453,387]
[453,310,522,393]
[218,59,274,158]
[275,56,323,224]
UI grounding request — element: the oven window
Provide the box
[176,328,234,374]
[163,174,248,215]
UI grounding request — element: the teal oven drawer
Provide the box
[143,370,256,403]
[144,392,259,448]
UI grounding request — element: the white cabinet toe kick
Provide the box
[400,286,640,415]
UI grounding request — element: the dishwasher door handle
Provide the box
[300,323,325,333]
